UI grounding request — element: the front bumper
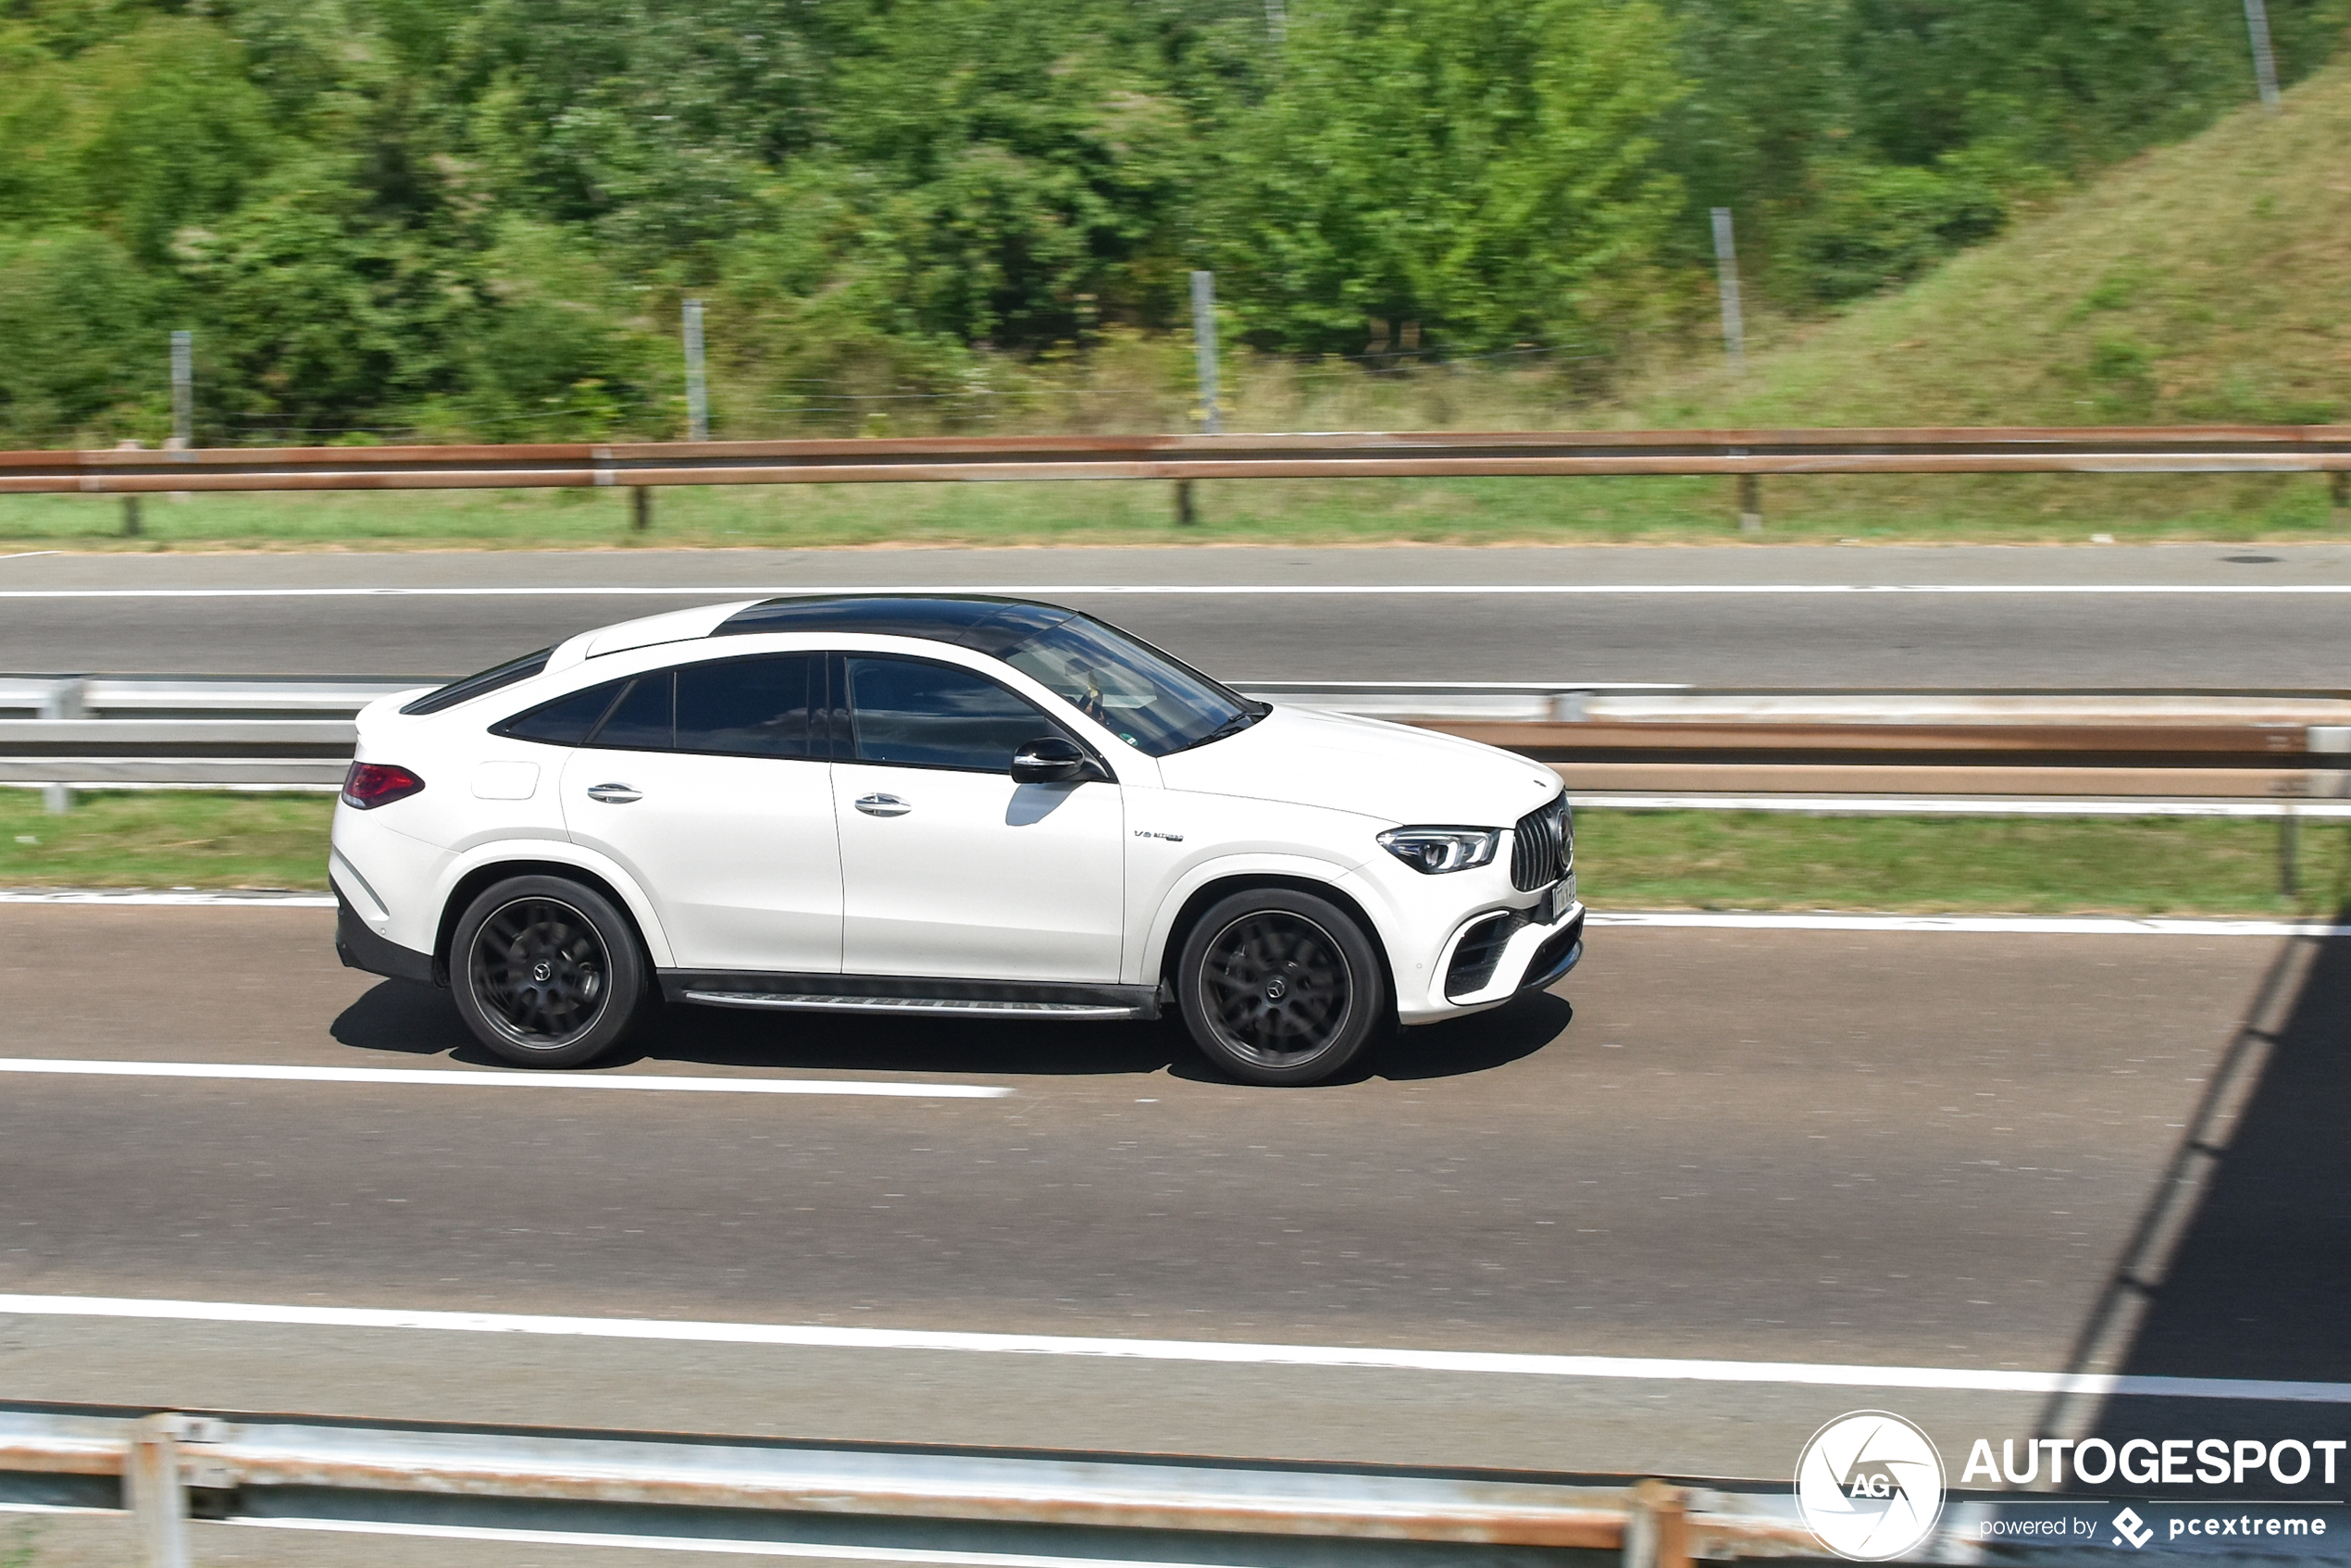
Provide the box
[1391,890,1585,1024]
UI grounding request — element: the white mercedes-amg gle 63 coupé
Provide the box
[331,595,1582,1085]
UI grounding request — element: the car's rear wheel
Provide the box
[450,876,647,1068]
[1176,889,1387,1086]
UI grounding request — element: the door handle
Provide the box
[854,792,911,817]
[586,782,642,804]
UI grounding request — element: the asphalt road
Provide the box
[4,545,2348,688]
[5,905,2345,1514]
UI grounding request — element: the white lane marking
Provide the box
[0,1060,1009,1099]
[231,1515,1221,1568]
[3,582,2351,599]
[1589,912,2351,936]
[0,550,64,561]
[1,1293,2344,1403]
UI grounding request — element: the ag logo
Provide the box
[1795,1411,1947,1561]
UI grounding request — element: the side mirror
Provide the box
[1011,736,1109,785]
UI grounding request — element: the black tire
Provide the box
[1176,889,1387,1086]
[449,875,648,1068]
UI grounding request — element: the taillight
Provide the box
[342,762,426,809]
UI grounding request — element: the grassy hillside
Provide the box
[1609,58,2351,541]
[1643,61,2351,430]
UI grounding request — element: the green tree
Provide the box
[1210,0,1688,354]
[0,229,164,442]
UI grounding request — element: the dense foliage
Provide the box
[0,0,2341,442]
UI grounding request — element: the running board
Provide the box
[683,990,1150,1021]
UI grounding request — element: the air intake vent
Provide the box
[1445,912,1524,999]
[1510,797,1571,891]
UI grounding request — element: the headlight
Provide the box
[1376,826,1500,875]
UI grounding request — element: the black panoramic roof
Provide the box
[712,594,1078,657]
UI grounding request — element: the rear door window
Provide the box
[844,655,1055,773]
[587,671,675,751]
[494,678,628,746]
[675,654,821,760]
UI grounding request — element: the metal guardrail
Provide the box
[0,1403,1843,1568]
[2,677,2347,813]
[4,425,2350,493]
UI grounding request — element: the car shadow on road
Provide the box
[1355,992,1573,1083]
[2035,911,2351,1497]
[330,979,1572,1084]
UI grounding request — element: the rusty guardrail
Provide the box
[4,425,2351,493]
[0,1403,1844,1568]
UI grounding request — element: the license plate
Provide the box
[1534,886,1559,925]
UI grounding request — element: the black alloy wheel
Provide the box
[1177,888,1387,1086]
[450,875,648,1068]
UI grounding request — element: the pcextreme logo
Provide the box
[1795,1411,1949,1562]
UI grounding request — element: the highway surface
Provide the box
[4,904,2345,1537]
[4,543,2349,688]
[6,540,2351,1564]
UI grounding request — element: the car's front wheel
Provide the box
[1176,889,1387,1086]
[450,875,648,1068]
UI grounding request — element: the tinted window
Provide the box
[588,671,674,751]
[1000,614,1259,756]
[676,655,819,759]
[400,646,553,716]
[847,656,1053,773]
[494,678,627,746]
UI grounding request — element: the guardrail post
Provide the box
[2332,471,2347,509]
[170,330,193,449]
[125,1414,192,1568]
[1178,268,1219,528]
[1737,472,1761,533]
[631,486,653,532]
[39,677,84,815]
[1622,1479,1691,1568]
[2244,0,2282,111]
[683,299,710,442]
[1710,210,1745,372]
[2277,790,2301,898]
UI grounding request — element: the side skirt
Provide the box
[659,969,1162,1023]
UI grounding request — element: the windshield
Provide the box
[1000,614,1263,757]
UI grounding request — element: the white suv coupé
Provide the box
[331,595,1582,1086]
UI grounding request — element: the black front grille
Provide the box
[1510,796,1571,891]
[1444,911,1524,998]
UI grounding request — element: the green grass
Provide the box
[6,791,2345,917]
[0,790,336,890]
[3,467,2345,553]
[0,1520,45,1568]
[1574,810,2348,918]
